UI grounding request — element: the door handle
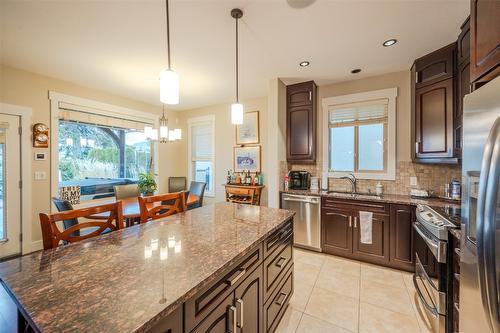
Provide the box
[354,216,357,228]
[236,299,244,328]
[275,292,288,307]
[227,305,237,333]
[348,216,352,228]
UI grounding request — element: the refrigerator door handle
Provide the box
[477,117,500,333]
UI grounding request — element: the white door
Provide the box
[0,114,21,259]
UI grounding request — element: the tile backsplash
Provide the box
[281,161,461,197]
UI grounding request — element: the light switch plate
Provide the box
[34,171,47,180]
[410,176,418,187]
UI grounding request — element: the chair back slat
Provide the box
[138,192,186,223]
[39,202,123,250]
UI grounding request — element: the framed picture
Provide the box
[236,111,259,145]
[234,146,261,172]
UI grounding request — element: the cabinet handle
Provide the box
[275,292,288,307]
[227,305,237,333]
[226,268,246,286]
[309,91,312,101]
[354,217,357,228]
[276,256,288,268]
[349,216,352,228]
[236,299,244,328]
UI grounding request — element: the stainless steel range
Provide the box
[413,204,460,333]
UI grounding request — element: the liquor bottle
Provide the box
[227,170,231,184]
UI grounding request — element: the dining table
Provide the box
[75,194,200,223]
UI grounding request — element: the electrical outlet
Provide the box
[34,171,47,180]
[410,176,418,187]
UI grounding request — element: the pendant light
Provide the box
[159,0,179,105]
[159,105,169,143]
[230,8,244,125]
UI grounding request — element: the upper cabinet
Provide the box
[286,81,317,163]
[470,0,500,86]
[413,43,458,163]
[415,43,455,89]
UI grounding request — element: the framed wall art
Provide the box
[236,111,259,145]
[233,145,261,172]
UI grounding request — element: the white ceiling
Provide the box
[0,0,469,110]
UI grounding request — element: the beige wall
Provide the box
[0,65,182,247]
[177,97,268,205]
[317,70,412,164]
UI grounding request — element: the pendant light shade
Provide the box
[160,69,179,104]
[160,0,179,105]
[231,103,243,125]
[230,8,244,125]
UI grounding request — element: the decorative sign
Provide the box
[234,146,261,172]
[236,111,259,145]
[59,186,81,205]
[32,123,49,148]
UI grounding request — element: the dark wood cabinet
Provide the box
[286,81,316,163]
[415,43,455,89]
[191,294,235,333]
[322,206,353,256]
[148,306,183,333]
[457,17,470,67]
[415,78,455,161]
[389,205,415,271]
[470,0,500,85]
[263,266,293,333]
[353,212,390,265]
[322,198,415,272]
[235,266,263,333]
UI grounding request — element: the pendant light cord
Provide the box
[235,15,239,103]
[165,0,171,70]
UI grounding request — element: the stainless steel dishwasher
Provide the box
[281,193,321,252]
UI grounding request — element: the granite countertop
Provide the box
[0,202,295,333]
[449,228,462,240]
[281,189,461,209]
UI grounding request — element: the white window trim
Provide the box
[49,91,159,211]
[187,115,215,197]
[0,103,33,254]
[322,88,398,181]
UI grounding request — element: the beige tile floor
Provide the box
[276,248,434,333]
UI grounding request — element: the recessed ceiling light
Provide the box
[351,68,361,74]
[299,61,310,67]
[383,39,397,47]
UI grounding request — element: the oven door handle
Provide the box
[413,222,447,264]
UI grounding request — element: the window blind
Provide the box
[191,121,213,160]
[58,102,153,131]
[328,98,388,127]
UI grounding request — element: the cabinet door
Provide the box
[235,267,263,333]
[457,17,470,66]
[415,43,455,88]
[192,293,235,333]
[454,59,470,157]
[470,0,500,83]
[286,81,316,163]
[352,212,390,265]
[322,207,353,256]
[389,205,415,271]
[415,78,454,159]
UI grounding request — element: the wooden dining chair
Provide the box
[138,192,186,223]
[39,202,124,250]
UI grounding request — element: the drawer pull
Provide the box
[276,256,288,268]
[226,268,246,286]
[227,305,237,333]
[275,292,288,307]
[236,298,244,328]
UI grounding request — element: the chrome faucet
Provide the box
[340,173,357,194]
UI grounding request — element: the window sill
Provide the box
[327,171,396,181]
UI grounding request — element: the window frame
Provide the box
[187,115,215,197]
[322,88,397,180]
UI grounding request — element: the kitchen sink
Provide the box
[327,190,382,198]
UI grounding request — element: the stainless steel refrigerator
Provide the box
[460,76,500,332]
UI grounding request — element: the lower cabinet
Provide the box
[191,293,235,333]
[235,266,263,333]
[322,198,415,271]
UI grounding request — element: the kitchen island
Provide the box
[0,202,295,333]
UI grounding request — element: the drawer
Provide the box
[147,305,182,333]
[322,197,389,215]
[264,220,293,258]
[185,245,263,332]
[263,234,293,301]
[264,265,293,333]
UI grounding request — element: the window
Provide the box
[188,116,214,197]
[322,88,397,180]
[57,109,153,201]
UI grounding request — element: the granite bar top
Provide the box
[281,189,461,209]
[0,202,295,333]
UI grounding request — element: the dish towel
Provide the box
[359,211,373,244]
